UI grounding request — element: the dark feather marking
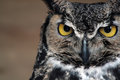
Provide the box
[34,12,53,68]
[113,68,120,80]
[42,12,54,49]
[103,39,112,47]
[69,72,79,80]
[34,49,47,68]
[54,52,82,67]
[103,75,110,80]
[89,51,114,66]
[42,0,54,11]
[35,76,44,80]
[30,12,54,80]
[49,68,65,80]
[29,72,35,80]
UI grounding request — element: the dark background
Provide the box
[0,0,106,80]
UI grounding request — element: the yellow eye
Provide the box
[99,25,117,37]
[58,24,73,36]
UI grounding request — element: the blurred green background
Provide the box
[0,0,106,80]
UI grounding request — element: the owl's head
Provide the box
[41,0,120,67]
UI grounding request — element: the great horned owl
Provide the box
[30,0,120,80]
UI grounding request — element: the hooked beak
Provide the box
[80,36,90,65]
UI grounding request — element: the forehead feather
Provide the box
[64,2,111,32]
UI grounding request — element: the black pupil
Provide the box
[64,25,71,32]
[104,26,112,33]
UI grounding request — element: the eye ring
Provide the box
[99,25,118,38]
[58,24,73,36]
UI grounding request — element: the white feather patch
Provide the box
[47,53,120,80]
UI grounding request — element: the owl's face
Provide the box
[44,0,120,67]
[30,0,120,80]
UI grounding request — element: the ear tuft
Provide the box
[42,0,54,11]
[43,0,73,14]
